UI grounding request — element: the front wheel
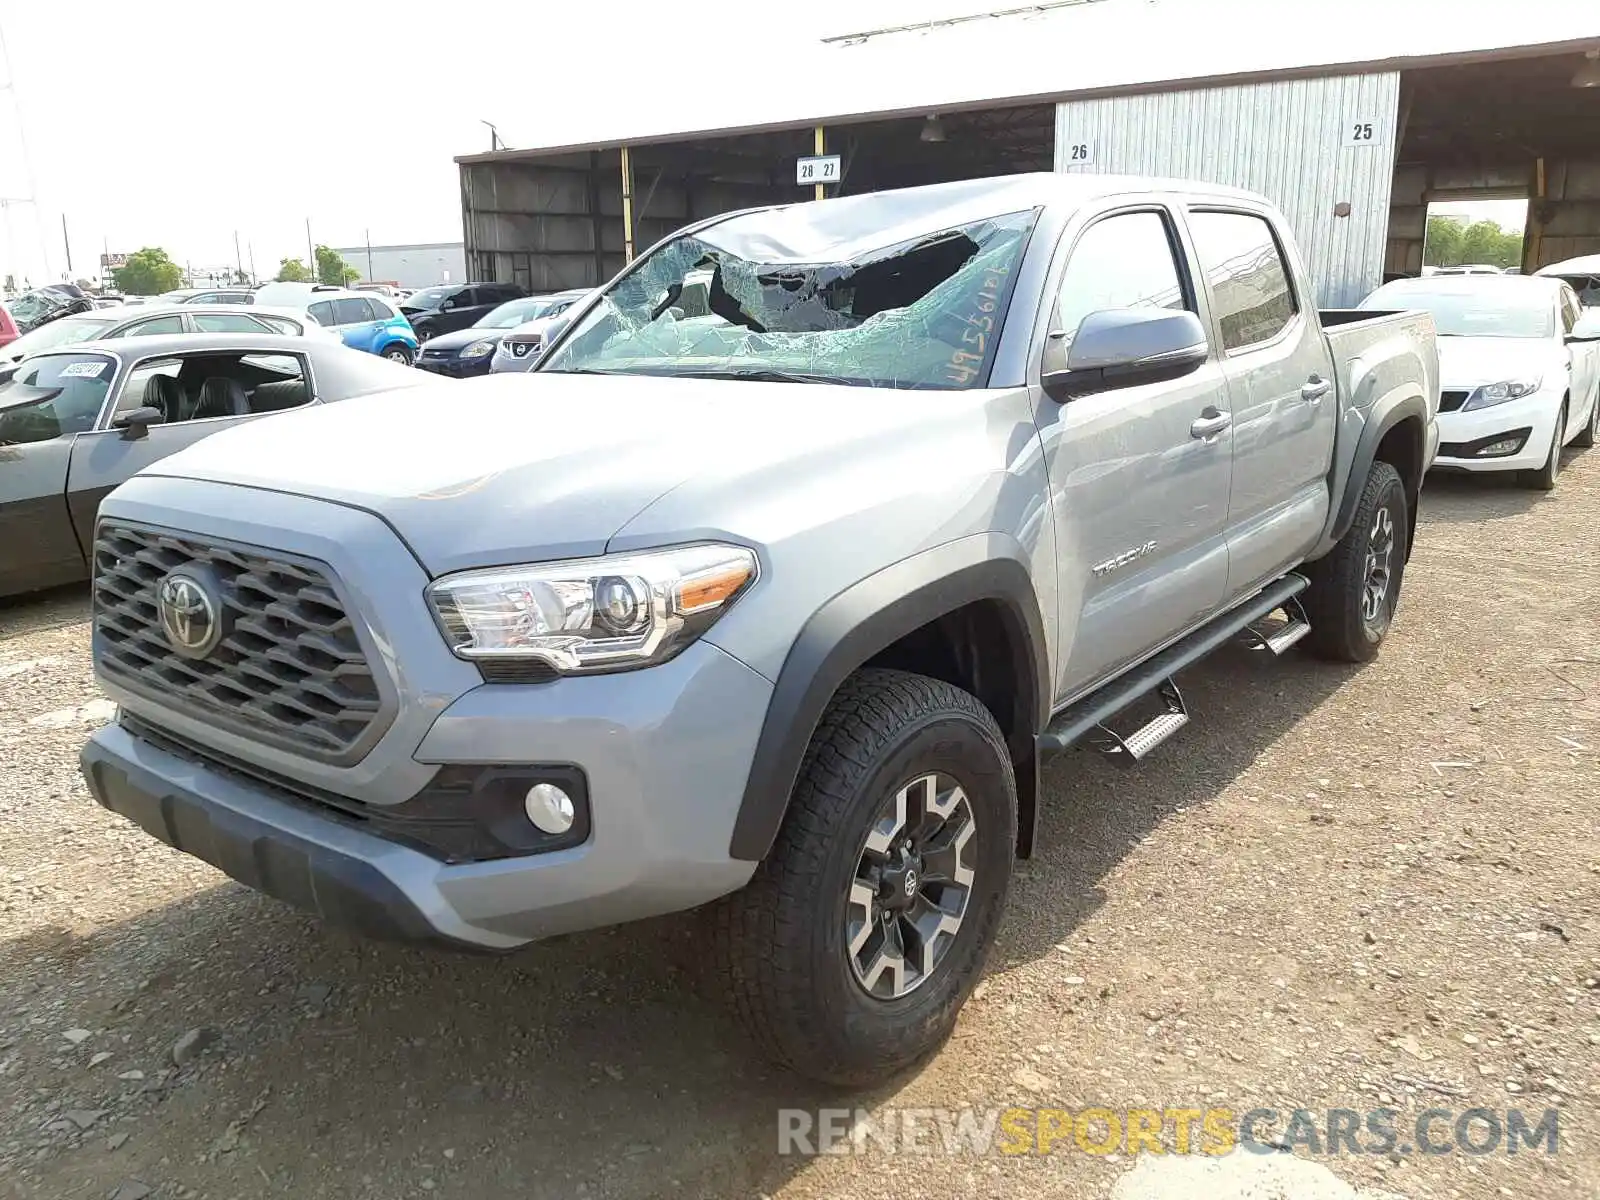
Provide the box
[708,668,1015,1086]
[1519,402,1566,491]
[382,344,414,365]
[1302,459,1407,663]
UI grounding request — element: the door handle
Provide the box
[1190,410,1232,440]
[1302,375,1332,403]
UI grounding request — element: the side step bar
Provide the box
[1038,573,1310,755]
[1244,594,1312,656]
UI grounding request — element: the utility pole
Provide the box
[365,228,373,283]
[248,241,256,283]
[60,214,71,279]
[233,230,243,284]
[305,218,314,281]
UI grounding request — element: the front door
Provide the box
[0,351,118,593]
[1035,207,1234,704]
[1184,209,1337,600]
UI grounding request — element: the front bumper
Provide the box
[1431,388,1561,472]
[83,637,772,950]
[416,350,493,378]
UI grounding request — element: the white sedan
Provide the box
[1360,275,1600,490]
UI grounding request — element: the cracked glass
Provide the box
[540,208,1038,389]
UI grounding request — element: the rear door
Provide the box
[0,352,116,593]
[330,297,381,351]
[1185,207,1337,600]
[1036,204,1234,701]
[63,350,314,538]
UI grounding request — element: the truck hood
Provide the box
[1436,336,1553,389]
[147,371,953,575]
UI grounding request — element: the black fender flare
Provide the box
[1325,391,1430,557]
[727,534,1050,862]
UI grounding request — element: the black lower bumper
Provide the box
[81,734,477,949]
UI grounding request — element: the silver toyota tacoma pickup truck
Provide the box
[80,174,1438,1086]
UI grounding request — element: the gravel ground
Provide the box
[1,450,1597,1200]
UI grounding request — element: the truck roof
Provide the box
[696,172,1271,264]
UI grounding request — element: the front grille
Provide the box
[1440,389,1470,412]
[94,524,385,763]
[508,337,541,359]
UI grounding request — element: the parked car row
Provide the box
[416,289,590,377]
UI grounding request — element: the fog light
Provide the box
[524,783,576,834]
[1478,438,1522,457]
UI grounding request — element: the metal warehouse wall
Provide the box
[461,156,782,294]
[1054,72,1401,307]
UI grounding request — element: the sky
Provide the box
[0,0,970,286]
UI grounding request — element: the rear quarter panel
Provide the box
[1312,309,1439,556]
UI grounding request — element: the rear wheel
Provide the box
[708,669,1015,1086]
[382,344,414,365]
[1519,401,1566,491]
[1302,460,1407,663]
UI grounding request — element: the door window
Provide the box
[445,288,476,310]
[0,353,115,444]
[307,300,338,327]
[193,313,272,333]
[1051,210,1191,359]
[333,298,373,325]
[254,314,304,335]
[1558,287,1580,334]
[1187,211,1299,351]
[362,297,395,321]
[104,314,184,338]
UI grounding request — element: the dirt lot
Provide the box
[2,451,1598,1200]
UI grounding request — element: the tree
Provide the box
[111,247,183,296]
[314,245,360,286]
[275,257,311,282]
[1423,215,1522,270]
[232,268,251,285]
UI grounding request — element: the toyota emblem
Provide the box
[158,573,222,658]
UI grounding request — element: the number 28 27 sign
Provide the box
[796,155,840,185]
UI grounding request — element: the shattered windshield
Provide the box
[539,208,1037,389]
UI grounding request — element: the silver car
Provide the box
[0,304,337,369]
[0,332,427,597]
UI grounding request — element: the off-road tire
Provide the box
[1302,460,1407,663]
[707,668,1015,1086]
[1572,388,1597,449]
[1520,401,1566,490]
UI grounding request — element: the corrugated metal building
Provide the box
[455,0,1600,306]
[328,242,466,289]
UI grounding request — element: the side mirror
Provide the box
[1042,308,1210,401]
[111,406,163,440]
[1567,313,1600,343]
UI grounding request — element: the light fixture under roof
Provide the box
[920,114,947,143]
[1574,50,1600,88]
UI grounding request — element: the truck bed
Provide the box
[1319,308,1439,421]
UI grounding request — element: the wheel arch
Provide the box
[726,535,1049,864]
[1319,390,1429,561]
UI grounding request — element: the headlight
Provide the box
[1461,378,1541,410]
[461,340,495,359]
[426,543,758,674]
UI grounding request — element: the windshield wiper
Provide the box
[669,368,857,386]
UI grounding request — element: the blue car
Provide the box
[301,290,420,364]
